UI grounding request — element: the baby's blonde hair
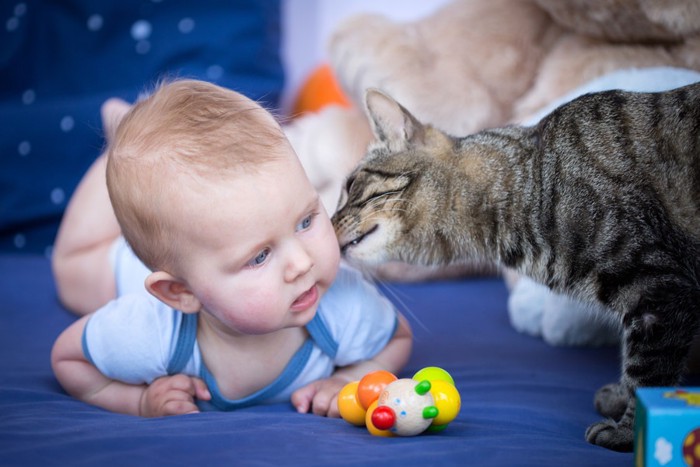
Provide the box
[106,79,287,273]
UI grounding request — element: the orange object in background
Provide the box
[291,63,351,116]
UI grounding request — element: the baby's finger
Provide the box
[311,389,333,416]
[161,397,200,416]
[291,383,317,413]
[166,374,197,393]
[326,395,340,418]
[191,377,211,401]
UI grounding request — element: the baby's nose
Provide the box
[285,241,314,282]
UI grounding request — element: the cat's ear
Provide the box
[365,88,425,152]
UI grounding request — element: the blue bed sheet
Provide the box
[0,253,633,466]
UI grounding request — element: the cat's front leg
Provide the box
[593,382,627,419]
[585,398,635,452]
[586,285,699,452]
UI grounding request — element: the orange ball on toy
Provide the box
[357,370,398,410]
[292,63,351,116]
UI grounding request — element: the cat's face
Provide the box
[332,89,455,266]
[332,152,419,265]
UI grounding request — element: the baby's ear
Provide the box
[145,271,201,313]
[364,88,425,151]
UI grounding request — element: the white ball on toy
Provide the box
[374,379,437,436]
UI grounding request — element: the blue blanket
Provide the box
[0,253,633,466]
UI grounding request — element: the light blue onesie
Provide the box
[82,238,398,410]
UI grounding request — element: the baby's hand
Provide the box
[139,374,211,417]
[291,376,348,417]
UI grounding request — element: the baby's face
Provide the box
[177,151,341,336]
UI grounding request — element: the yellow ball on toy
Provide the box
[337,381,366,426]
[429,379,461,426]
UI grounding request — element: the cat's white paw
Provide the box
[507,276,547,337]
[541,292,620,347]
[507,275,621,347]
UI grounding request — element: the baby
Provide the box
[51,79,412,417]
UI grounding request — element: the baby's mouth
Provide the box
[291,285,319,312]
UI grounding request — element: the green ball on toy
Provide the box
[412,366,455,386]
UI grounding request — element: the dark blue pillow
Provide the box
[0,0,284,255]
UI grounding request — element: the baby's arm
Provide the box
[291,312,412,417]
[51,316,210,416]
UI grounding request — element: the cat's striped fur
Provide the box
[332,84,700,452]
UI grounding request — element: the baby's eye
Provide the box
[247,248,270,267]
[296,214,314,232]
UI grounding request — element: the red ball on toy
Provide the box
[371,405,396,431]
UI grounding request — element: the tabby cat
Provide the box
[332,84,700,452]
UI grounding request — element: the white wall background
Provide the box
[279,0,451,114]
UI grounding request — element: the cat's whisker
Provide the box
[365,195,406,211]
[368,190,404,203]
[366,195,412,213]
[374,279,432,336]
[356,264,432,336]
[366,206,409,217]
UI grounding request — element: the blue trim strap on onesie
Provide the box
[166,307,338,411]
[305,310,338,358]
[166,313,198,375]
[202,339,314,411]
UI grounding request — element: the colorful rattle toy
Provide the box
[337,366,461,437]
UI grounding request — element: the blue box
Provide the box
[635,387,700,467]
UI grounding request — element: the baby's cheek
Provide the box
[213,292,280,334]
[320,240,341,286]
[320,223,342,270]
[240,295,279,328]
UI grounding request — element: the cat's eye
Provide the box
[247,248,270,267]
[344,175,356,193]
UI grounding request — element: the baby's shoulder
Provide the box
[83,295,185,384]
[324,262,375,302]
[316,264,399,366]
[85,294,183,356]
[92,294,176,331]
[319,262,396,331]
